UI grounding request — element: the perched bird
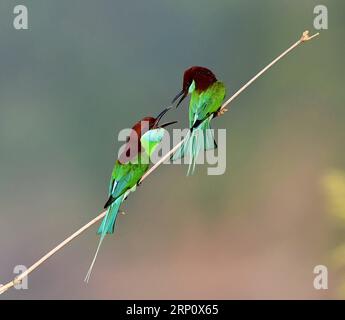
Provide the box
[172,66,226,175]
[85,107,176,282]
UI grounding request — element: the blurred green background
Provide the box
[0,0,344,299]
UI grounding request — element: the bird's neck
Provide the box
[140,150,150,162]
[141,141,160,159]
[190,80,216,96]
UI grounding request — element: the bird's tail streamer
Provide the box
[172,117,217,175]
[84,195,124,283]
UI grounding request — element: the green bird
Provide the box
[172,66,226,175]
[85,107,176,282]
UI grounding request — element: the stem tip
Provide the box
[301,30,320,42]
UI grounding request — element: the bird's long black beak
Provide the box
[172,89,186,108]
[159,120,178,128]
[154,106,171,126]
[153,106,177,128]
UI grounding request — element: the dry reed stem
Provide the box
[0,30,319,295]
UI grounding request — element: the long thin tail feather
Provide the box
[84,234,105,283]
[84,195,124,283]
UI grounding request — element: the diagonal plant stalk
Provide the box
[0,30,319,295]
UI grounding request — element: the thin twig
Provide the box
[0,30,319,296]
[0,211,108,294]
[218,30,320,109]
[140,31,319,182]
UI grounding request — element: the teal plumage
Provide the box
[99,156,149,235]
[172,67,226,174]
[188,81,226,128]
[85,109,176,282]
[84,155,149,282]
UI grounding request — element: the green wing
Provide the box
[189,81,226,128]
[106,159,149,207]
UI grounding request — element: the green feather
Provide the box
[173,81,226,175]
[140,128,166,157]
[85,127,167,282]
[189,81,226,128]
[97,196,124,235]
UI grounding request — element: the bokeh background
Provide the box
[0,0,344,299]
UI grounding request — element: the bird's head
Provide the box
[172,66,217,108]
[119,107,176,163]
[140,107,177,157]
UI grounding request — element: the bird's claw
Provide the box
[217,107,228,116]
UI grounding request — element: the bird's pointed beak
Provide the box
[172,89,186,108]
[153,106,177,128]
[154,106,171,126]
[159,120,178,128]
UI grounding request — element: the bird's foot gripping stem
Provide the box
[217,107,228,117]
